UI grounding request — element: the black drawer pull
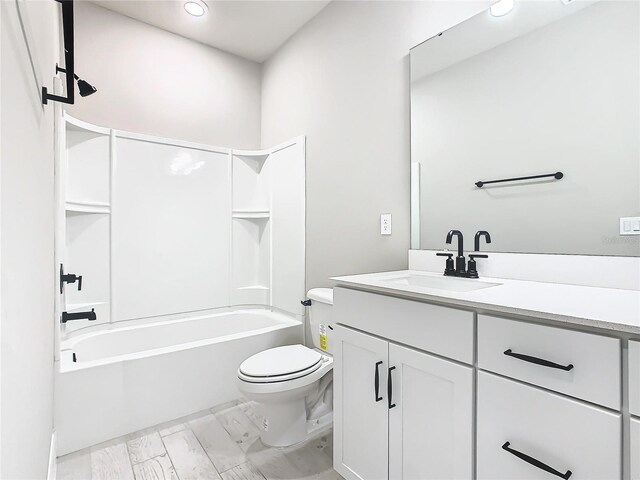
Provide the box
[504,349,574,371]
[388,366,396,409]
[502,442,572,479]
[374,361,383,402]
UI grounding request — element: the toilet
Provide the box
[237,288,334,447]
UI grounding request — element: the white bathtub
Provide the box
[55,308,302,455]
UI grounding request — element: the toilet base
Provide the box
[259,399,333,447]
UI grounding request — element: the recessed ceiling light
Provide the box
[184,1,207,17]
[490,0,514,17]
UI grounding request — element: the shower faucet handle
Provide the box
[59,264,83,293]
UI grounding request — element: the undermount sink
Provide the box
[375,273,501,293]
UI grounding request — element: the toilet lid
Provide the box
[239,345,322,378]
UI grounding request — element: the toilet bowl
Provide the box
[237,288,334,447]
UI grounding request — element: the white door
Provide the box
[334,325,389,480]
[388,343,473,480]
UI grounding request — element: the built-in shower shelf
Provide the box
[65,114,111,135]
[232,210,270,219]
[65,201,111,214]
[233,150,270,173]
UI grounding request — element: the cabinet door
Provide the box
[477,371,621,480]
[334,325,389,480]
[388,343,473,480]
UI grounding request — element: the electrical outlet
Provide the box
[620,216,640,235]
[381,214,392,235]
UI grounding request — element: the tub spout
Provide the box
[61,308,96,324]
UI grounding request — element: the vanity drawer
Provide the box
[478,314,621,409]
[629,341,640,416]
[333,287,474,364]
[477,372,621,480]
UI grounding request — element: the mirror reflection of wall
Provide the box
[410,0,640,256]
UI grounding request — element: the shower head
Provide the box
[55,65,97,98]
[75,77,97,97]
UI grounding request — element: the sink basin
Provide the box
[375,273,501,293]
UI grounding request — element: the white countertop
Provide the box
[331,270,640,335]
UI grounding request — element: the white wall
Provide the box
[68,2,262,149]
[261,1,491,288]
[1,0,59,477]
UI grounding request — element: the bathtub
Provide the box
[55,308,302,455]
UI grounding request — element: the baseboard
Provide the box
[47,431,57,480]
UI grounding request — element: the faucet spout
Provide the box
[446,230,464,257]
[446,230,466,274]
[474,230,492,252]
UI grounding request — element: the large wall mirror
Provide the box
[410,0,640,256]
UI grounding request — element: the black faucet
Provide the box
[467,230,492,278]
[61,309,96,324]
[474,231,492,252]
[439,230,492,278]
[446,230,466,275]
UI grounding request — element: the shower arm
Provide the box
[42,0,75,105]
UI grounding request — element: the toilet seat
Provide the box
[238,345,324,383]
[238,345,333,395]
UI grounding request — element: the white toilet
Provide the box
[237,288,334,447]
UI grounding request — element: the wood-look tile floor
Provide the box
[57,398,343,480]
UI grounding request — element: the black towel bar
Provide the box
[476,172,563,188]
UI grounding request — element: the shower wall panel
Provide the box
[112,137,231,321]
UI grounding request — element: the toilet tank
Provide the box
[307,288,334,354]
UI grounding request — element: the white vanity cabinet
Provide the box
[333,318,474,479]
[333,285,635,480]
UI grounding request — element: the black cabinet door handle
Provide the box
[502,442,572,479]
[374,361,383,402]
[504,349,574,371]
[387,366,396,409]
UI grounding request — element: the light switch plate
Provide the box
[620,216,640,235]
[381,214,392,235]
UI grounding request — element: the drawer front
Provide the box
[334,287,474,364]
[478,372,621,480]
[632,417,640,480]
[478,314,621,409]
[630,341,640,416]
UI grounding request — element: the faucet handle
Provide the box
[436,252,456,276]
[467,254,488,279]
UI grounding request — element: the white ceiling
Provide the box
[90,0,331,63]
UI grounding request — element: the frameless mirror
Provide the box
[410,0,640,256]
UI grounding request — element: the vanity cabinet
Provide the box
[477,371,621,480]
[333,286,635,480]
[334,324,473,480]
